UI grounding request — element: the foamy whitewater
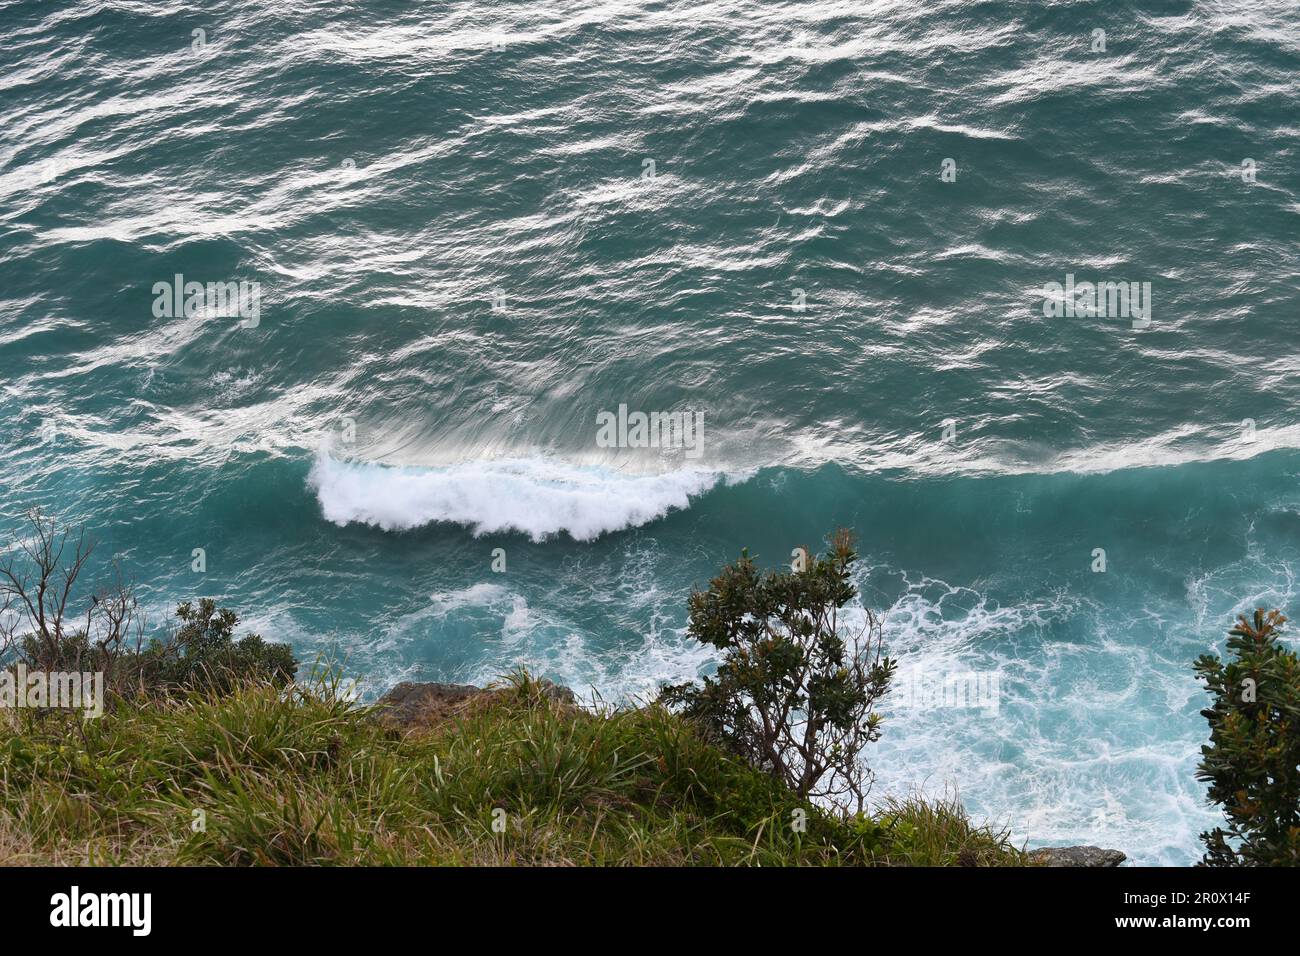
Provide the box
[309,453,726,540]
[1,1,1298,865]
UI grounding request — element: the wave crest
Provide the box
[308,453,728,541]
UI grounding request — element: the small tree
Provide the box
[1194,608,1300,866]
[660,529,894,813]
[0,508,143,675]
[1,509,296,699]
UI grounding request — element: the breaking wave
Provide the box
[308,452,736,541]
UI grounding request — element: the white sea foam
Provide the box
[362,575,718,705]
[860,570,1224,865]
[308,452,733,541]
[463,608,718,706]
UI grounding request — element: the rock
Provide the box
[373,679,576,729]
[375,681,483,726]
[1028,845,1127,867]
[535,679,577,705]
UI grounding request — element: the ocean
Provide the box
[1,0,1297,865]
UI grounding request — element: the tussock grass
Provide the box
[0,675,1028,866]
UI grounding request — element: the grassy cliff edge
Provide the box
[0,674,1029,866]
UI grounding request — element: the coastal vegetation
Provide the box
[0,672,1025,865]
[5,511,1294,866]
[1195,609,1300,866]
[0,512,1023,865]
[659,529,893,813]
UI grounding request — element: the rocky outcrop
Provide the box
[374,679,576,729]
[1028,845,1127,867]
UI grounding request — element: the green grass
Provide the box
[0,674,1029,866]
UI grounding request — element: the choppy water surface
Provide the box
[1,0,1298,864]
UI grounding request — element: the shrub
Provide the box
[1194,608,1300,866]
[134,599,297,696]
[659,529,894,813]
[0,509,295,700]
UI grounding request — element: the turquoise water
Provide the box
[2,1,1298,864]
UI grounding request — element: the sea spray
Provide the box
[307,452,731,541]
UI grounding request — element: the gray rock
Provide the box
[375,681,482,725]
[1028,845,1127,867]
[537,679,577,704]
